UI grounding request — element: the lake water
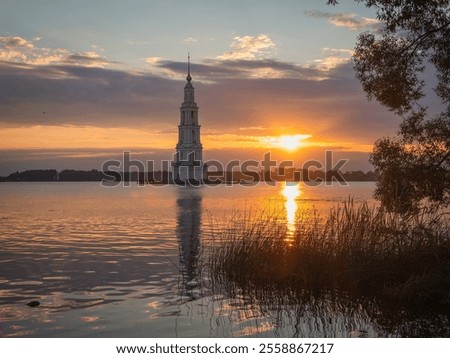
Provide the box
[0,182,443,337]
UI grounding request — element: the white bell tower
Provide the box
[172,54,205,182]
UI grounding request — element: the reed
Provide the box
[207,201,450,306]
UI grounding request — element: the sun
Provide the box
[261,134,311,151]
[278,135,303,151]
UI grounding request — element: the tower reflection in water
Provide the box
[175,186,202,300]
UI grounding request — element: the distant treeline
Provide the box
[0,169,378,182]
[217,169,378,182]
[0,169,170,182]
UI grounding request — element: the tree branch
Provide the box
[434,150,450,169]
[399,20,450,57]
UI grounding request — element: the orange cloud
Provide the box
[305,11,380,31]
[0,36,112,67]
[0,125,175,150]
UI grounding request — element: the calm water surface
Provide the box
[0,182,432,337]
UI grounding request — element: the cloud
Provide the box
[127,39,153,46]
[305,10,380,31]
[0,36,113,67]
[0,52,400,142]
[62,52,113,67]
[239,126,265,131]
[308,48,354,71]
[0,125,175,150]
[0,34,404,176]
[0,36,34,62]
[155,58,325,81]
[184,37,198,43]
[147,35,345,81]
[0,36,34,49]
[145,56,162,65]
[0,60,181,128]
[217,34,275,60]
[145,56,185,79]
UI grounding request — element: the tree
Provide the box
[329,0,450,213]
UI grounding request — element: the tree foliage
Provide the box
[330,0,450,212]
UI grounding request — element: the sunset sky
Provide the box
[0,0,404,175]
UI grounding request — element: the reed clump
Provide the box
[208,201,450,306]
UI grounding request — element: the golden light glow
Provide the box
[261,134,312,151]
[0,125,373,153]
[281,182,301,235]
[0,125,175,149]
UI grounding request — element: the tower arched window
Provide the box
[192,130,196,143]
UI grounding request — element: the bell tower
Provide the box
[172,54,205,182]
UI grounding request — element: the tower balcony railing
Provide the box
[172,159,202,167]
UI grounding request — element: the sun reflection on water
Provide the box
[281,182,301,235]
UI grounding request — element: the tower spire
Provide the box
[186,52,192,82]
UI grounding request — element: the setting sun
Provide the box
[279,135,304,151]
[262,134,311,151]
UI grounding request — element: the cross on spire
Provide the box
[186,52,192,82]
